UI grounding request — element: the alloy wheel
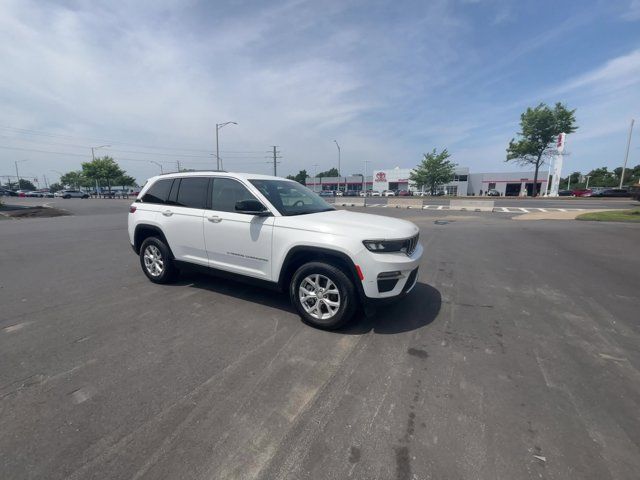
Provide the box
[298,274,341,320]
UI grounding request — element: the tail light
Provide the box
[129,206,137,214]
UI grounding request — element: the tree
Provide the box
[15,179,36,190]
[506,102,577,197]
[60,170,85,189]
[49,182,63,193]
[81,156,125,193]
[316,168,339,178]
[410,148,456,195]
[286,169,308,184]
[114,174,137,189]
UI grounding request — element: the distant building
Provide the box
[305,175,371,192]
[467,172,548,196]
[305,166,547,196]
[370,167,470,195]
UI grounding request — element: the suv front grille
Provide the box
[404,234,419,256]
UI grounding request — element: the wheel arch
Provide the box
[277,246,365,302]
[133,224,173,256]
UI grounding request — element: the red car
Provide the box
[572,189,592,197]
[398,190,413,196]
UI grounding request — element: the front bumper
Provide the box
[355,242,423,300]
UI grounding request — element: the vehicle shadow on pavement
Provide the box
[175,272,295,313]
[341,282,442,335]
[177,272,440,335]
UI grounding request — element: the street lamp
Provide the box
[90,145,110,195]
[15,159,27,189]
[150,160,164,174]
[216,122,238,170]
[363,160,371,203]
[333,140,341,193]
[91,144,110,161]
[312,163,319,192]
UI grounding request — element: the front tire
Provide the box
[139,237,178,284]
[290,262,357,330]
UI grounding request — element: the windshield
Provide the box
[249,179,334,216]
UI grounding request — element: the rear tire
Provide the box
[139,237,178,284]
[290,261,357,330]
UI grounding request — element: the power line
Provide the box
[0,125,266,155]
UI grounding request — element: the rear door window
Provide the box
[175,177,209,209]
[142,179,173,204]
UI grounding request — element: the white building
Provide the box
[467,172,548,196]
[371,167,470,195]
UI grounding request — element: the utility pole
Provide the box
[176,160,181,172]
[585,175,591,189]
[270,146,282,176]
[619,119,634,189]
[334,140,341,193]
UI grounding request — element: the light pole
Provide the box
[150,160,164,174]
[363,160,371,206]
[312,164,319,192]
[216,122,238,170]
[15,159,27,189]
[333,140,341,193]
[91,145,110,195]
[619,119,634,189]
[585,175,591,189]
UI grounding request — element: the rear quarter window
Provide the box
[142,179,173,204]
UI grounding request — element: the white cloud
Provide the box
[554,49,640,94]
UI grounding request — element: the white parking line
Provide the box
[538,208,547,212]
[558,208,567,212]
[519,208,529,213]
[437,205,444,210]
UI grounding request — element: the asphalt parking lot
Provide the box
[1,198,640,480]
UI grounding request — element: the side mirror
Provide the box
[235,199,271,216]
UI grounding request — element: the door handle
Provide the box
[162,210,173,217]
[208,215,222,223]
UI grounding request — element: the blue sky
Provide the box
[1,0,639,184]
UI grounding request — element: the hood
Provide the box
[275,209,419,239]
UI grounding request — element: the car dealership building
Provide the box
[306,166,547,196]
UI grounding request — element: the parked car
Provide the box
[558,190,574,196]
[572,188,592,197]
[398,190,412,196]
[370,191,381,197]
[359,191,368,197]
[335,191,344,197]
[486,189,500,197]
[592,189,630,197]
[58,189,90,199]
[318,190,334,197]
[129,172,422,329]
[345,190,358,197]
[0,187,17,196]
[382,190,395,197]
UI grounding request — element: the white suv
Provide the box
[128,172,422,329]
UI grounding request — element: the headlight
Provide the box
[363,239,407,253]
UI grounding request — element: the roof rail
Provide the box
[158,169,227,175]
